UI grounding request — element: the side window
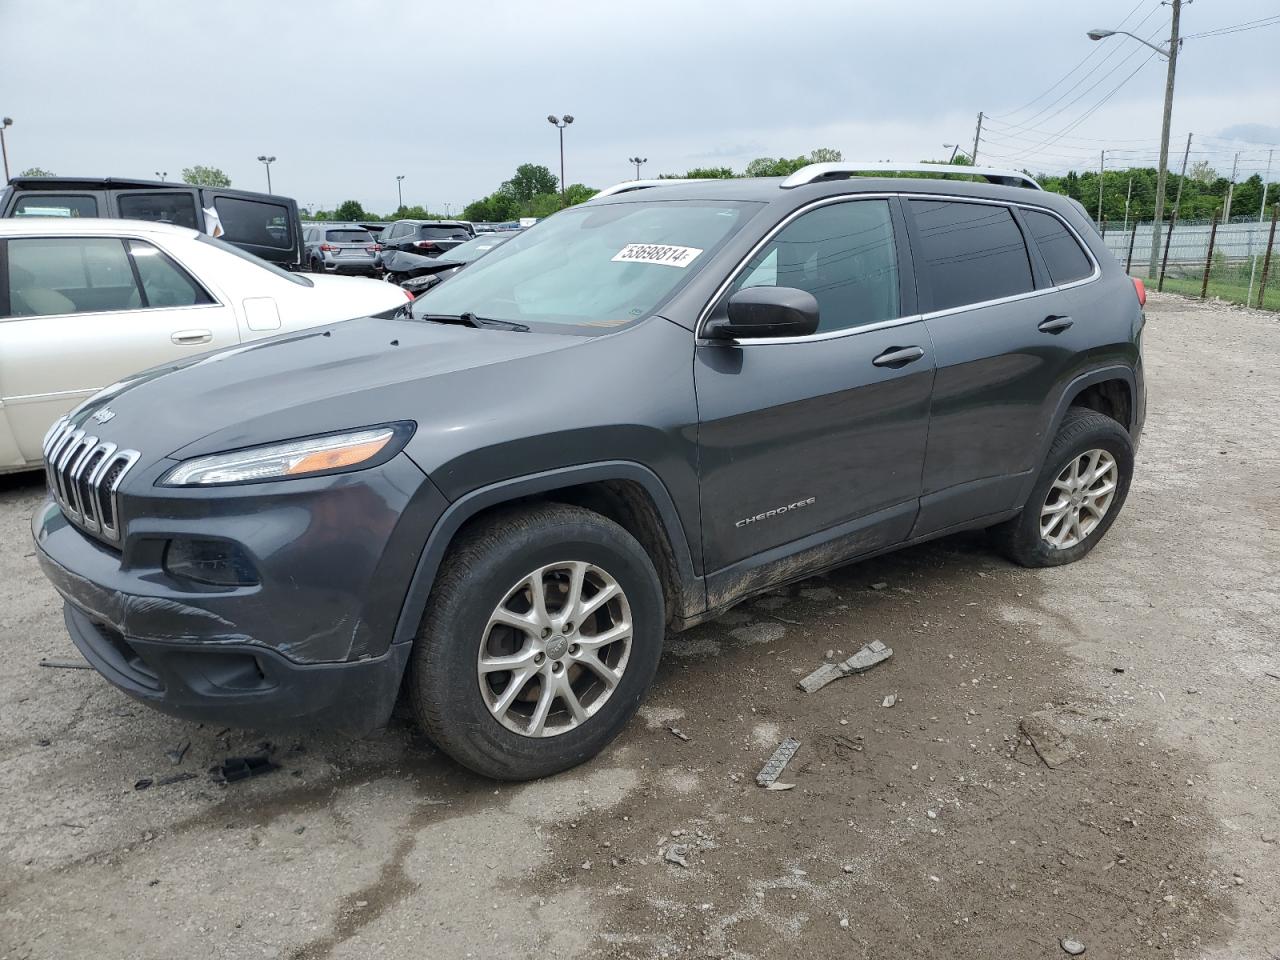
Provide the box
[5,237,139,317]
[728,200,900,333]
[212,196,292,249]
[907,200,1034,311]
[127,240,215,307]
[12,194,99,218]
[1022,209,1094,286]
[117,192,199,230]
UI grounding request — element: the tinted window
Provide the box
[6,237,139,317]
[12,194,98,218]
[908,200,1033,311]
[127,239,214,307]
[213,196,292,249]
[1022,209,1093,286]
[728,199,900,333]
[419,225,471,240]
[326,229,373,243]
[117,192,199,229]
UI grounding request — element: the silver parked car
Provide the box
[302,223,381,276]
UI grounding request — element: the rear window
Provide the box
[213,196,293,250]
[117,192,199,229]
[908,199,1034,312]
[12,194,98,217]
[326,229,374,243]
[419,225,471,240]
[1022,209,1094,286]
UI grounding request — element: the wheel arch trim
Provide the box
[391,461,705,647]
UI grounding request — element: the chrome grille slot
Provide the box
[40,416,140,542]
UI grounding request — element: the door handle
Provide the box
[1038,315,1074,334]
[171,329,213,345]
[872,345,925,368]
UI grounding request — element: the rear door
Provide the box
[695,197,934,582]
[905,197,1094,536]
[0,234,239,462]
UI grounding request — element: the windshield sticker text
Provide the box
[612,243,703,268]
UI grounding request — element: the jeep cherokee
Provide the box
[33,162,1146,781]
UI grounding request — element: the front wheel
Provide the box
[409,503,665,780]
[990,407,1135,567]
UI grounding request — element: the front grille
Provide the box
[41,416,141,541]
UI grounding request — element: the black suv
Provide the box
[33,164,1146,781]
[378,218,475,257]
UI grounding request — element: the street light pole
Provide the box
[943,143,960,163]
[1,117,13,182]
[256,154,276,193]
[396,174,405,210]
[1089,0,1181,279]
[154,171,167,182]
[628,156,647,179]
[547,114,574,201]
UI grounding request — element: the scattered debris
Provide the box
[36,738,51,747]
[768,614,803,626]
[1060,938,1086,956]
[882,694,898,708]
[1020,711,1080,769]
[798,640,893,693]
[756,737,801,787]
[668,727,692,742]
[1262,832,1276,844]
[870,582,888,591]
[842,864,855,874]
[294,826,306,835]
[165,740,190,766]
[1265,671,1280,682]
[839,917,850,928]
[664,844,691,868]
[134,778,153,791]
[156,772,196,787]
[210,755,278,784]
[765,782,795,791]
[1112,666,1126,674]
[38,658,93,670]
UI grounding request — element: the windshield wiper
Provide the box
[417,311,530,332]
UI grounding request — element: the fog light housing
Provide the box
[163,538,259,587]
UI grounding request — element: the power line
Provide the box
[1184,14,1280,39]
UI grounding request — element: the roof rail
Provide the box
[591,178,699,200]
[780,161,1042,191]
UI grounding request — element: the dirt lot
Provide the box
[2,292,1278,960]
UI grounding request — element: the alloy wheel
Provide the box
[477,561,633,738]
[1040,448,1119,549]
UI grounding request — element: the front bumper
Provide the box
[32,453,447,734]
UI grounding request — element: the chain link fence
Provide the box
[1100,206,1280,311]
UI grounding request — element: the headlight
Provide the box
[161,425,408,486]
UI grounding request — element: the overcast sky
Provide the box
[2,0,1277,213]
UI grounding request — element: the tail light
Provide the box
[413,240,437,251]
[319,243,335,252]
[1132,277,1147,307]
[403,288,415,301]
[371,243,382,252]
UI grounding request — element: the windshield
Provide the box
[413,200,757,330]
[326,229,374,243]
[196,234,313,286]
[438,234,511,263]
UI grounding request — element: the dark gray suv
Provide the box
[33,163,1146,780]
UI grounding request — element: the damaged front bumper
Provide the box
[31,453,445,735]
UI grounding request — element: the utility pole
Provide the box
[971,112,984,164]
[0,117,12,182]
[1123,176,1134,236]
[1170,132,1192,220]
[1223,151,1240,222]
[1147,0,1181,281]
[1097,150,1106,223]
[395,174,404,210]
[1247,148,1275,305]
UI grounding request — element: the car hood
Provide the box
[68,315,587,462]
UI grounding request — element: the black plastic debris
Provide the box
[165,740,190,766]
[38,658,94,670]
[211,755,278,784]
[134,777,154,791]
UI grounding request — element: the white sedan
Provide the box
[0,218,411,474]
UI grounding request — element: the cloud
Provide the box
[1216,123,1280,146]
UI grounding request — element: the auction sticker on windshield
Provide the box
[612,243,703,268]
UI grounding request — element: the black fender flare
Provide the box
[390,461,705,646]
[1016,364,1138,507]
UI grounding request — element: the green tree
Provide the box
[807,147,843,164]
[683,166,735,179]
[334,199,367,221]
[464,190,520,223]
[19,166,54,177]
[562,183,597,205]
[1188,160,1217,185]
[523,193,565,219]
[504,164,559,205]
[181,165,232,187]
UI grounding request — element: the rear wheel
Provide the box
[310,257,324,273]
[990,407,1134,567]
[409,503,664,780]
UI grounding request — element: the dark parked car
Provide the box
[33,163,1145,781]
[358,221,389,240]
[302,222,381,275]
[388,232,516,295]
[1,176,305,269]
[378,218,475,257]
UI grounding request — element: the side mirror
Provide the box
[704,286,820,340]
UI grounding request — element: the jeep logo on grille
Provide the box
[90,407,116,425]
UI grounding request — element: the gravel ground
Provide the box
[1,292,1278,959]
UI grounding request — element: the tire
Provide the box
[309,257,323,273]
[409,503,665,780]
[989,407,1135,568]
